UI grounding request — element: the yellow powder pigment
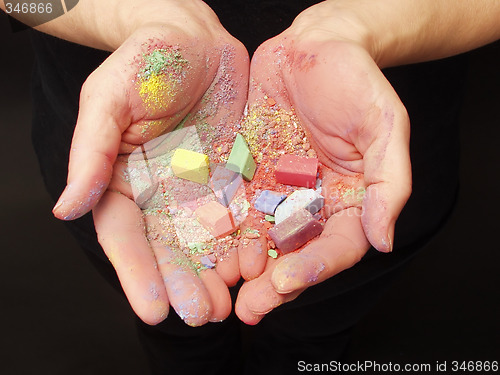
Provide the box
[138,48,188,113]
[139,72,173,111]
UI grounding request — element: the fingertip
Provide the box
[53,181,106,220]
[54,148,114,220]
[198,269,232,323]
[238,235,268,281]
[136,299,170,326]
[156,258,213,327]
[242,279,283,316]
[362,216,393,253]
[362,182,405,253]
[380,230,393,253]
[172,295,212,327]
[234,284,266,325]
[239,247,267,281]
[214,247,241,287]
[368,233,393,253]
[53,186,75,220]
[235,304,264,325]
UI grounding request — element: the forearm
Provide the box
[0,0,216,51]
[294,0,500,67]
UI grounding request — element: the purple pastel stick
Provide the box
[268,208,323,254]
[254,190,287,215]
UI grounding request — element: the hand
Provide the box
[52,2,249,326]
[235,3,412,324]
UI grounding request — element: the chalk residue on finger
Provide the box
[271,253,326,293]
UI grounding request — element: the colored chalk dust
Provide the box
[127,125,249,273]
[124,96,361,267]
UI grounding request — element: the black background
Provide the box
[1,12,499,374]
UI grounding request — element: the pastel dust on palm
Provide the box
[126,91,367,275]
[236,100,323,253]
[126,125,245,276]
[137,47,188,112]
[182,45,240,164]
[320,168,366,218]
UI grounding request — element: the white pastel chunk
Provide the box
[274,189,324,224]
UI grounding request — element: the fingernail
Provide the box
[272,254,325,293]
[52,197,80,221]
[53,185,72,214]
[380,233,393,253]
[209,318,225,323]
[52,198,64,214]
[52,185,73,219]
[247,285,282,314]
[250,306,277,316]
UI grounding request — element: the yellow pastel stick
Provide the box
[171,149,210,184]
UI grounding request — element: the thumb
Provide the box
[361,104,412,252]
[52,72,128,220]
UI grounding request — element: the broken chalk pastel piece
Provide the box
[268,208,323,254]
[171,148,210,184]
[200,255,216,269]
[254,190,287,215]
[209,165,244,207]
[195,201,237,238]
[315,178,322,191]
[187,242,206,254]
[226,133,256,181]
[274,189,324,224]
[275,154,318,188]
[265,215,275,223]
[267,249,278,259]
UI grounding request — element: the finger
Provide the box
[93,191,170,326]
[144,210,216,327]
[238,215,269,281]
[361,102,412,253]
[214,246,240,287]
[53,68,129,221]
[271,207,370,293]
[235,264,303,325]
[152,244,214,327]
[151,246,233,325]
[145,210,233,325]
[198,269,232,322]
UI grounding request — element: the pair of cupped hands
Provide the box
[52,2,411,327]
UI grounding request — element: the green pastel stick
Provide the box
[226,133,257,181]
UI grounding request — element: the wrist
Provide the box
[123,0,224,49]
[290,0,500,68]
[286,1,376,60]
[4,0,223,52]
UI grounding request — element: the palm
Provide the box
[236,35,411,324]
